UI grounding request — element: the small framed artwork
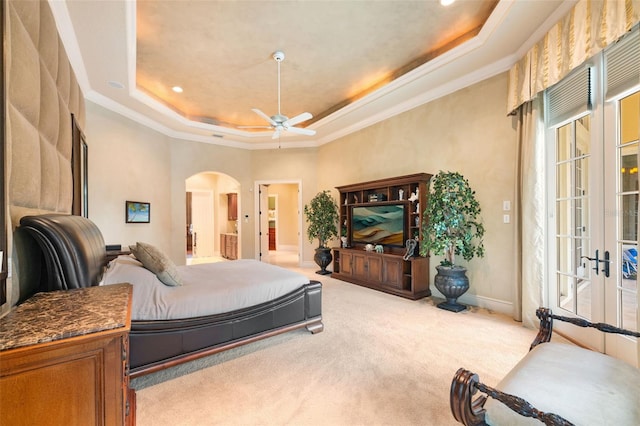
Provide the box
[126,201,150,223]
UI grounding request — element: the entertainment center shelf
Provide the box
[333,173,432,300]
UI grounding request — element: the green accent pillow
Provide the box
[129,242,182,287]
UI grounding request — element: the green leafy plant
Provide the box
[420,171,485,266]
[304,190,339,248]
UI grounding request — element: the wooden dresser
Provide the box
[0,284,135,426]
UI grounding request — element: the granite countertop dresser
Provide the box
[0,284,135,426]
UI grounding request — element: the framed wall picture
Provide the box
[126,201,150,223]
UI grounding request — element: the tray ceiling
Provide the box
[53,0,572,148]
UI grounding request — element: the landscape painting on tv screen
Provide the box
[352,204,405,246]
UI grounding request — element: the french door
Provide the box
[603,91,639,365]
[549,88,639,366]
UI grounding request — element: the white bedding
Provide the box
[101,256,310,321]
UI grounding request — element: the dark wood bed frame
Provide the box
[14,214,323,378]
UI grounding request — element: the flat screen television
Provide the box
[351,203,406,247]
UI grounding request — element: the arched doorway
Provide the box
[186,172,240,264]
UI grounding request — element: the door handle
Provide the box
[581,252,599,275]
[600,250,610,278]
[581,250,611,277]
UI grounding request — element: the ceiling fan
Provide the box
[240,51,316,139]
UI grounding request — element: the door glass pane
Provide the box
[620,193,638,240]
[621,290,638,332]
[555,117,592,317]
[557,124,572,161]
[617,92,639,330]
[556,163,571,198]
[576,279,592,319]
[558,274,573,310]
[556,200,571,236]
[557,236,572,273]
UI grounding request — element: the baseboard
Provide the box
[301,260,317,269]
[431,288,513,316]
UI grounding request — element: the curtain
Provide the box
[508,0,640,113]
[514,97,546,327]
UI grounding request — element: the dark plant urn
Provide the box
[434,265,469,312]
[314,247,333,275]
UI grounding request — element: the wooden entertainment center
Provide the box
[332,173,432,300]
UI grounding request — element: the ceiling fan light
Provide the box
[440,0,455,6]
[247,51,315,139]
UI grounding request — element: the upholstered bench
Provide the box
[450,308,640,425]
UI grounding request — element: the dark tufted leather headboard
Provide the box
[15,214,106,303]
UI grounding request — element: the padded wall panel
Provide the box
[8,106,41,208]
[39,62,59,143]
[10,0,39,47]
[38,3,59,80]
[8,6,40,126]
[57,42,70,105]
[58,154,73,212]
[7,0,84,224]
[39,138,60,210]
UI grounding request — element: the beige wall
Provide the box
[317,73,517,310]
[84,72,517,313]
[84,105,253,264]
[85,102,172,252]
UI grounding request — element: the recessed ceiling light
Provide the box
[440,0,455,5]
[107,80,124,89]
[172,86,183,93]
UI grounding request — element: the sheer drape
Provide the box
[514,97,546,327]
[508,0,640,113]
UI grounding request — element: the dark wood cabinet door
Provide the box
[383,257,404,289]
[341,252,353,275]
[367,256,383,283]
[352,253,368,279]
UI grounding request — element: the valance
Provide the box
[507,0,640,113]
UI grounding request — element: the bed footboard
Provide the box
[129,280,323,378]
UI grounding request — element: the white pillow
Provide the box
[129,242,182,287]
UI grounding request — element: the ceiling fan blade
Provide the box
[237,125,273,129]
[285,112,313,127]
[272,128,282,139]
[252,108,277,126]
[286,126,316,136]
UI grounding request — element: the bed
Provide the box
[14,214,323,378]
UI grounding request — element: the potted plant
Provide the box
[420,171,485,312]
[304,190,339,275]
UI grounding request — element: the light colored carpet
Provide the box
[132,267,540,426]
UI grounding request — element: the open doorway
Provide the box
[186,172,240,265]
[255,181,302,268]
